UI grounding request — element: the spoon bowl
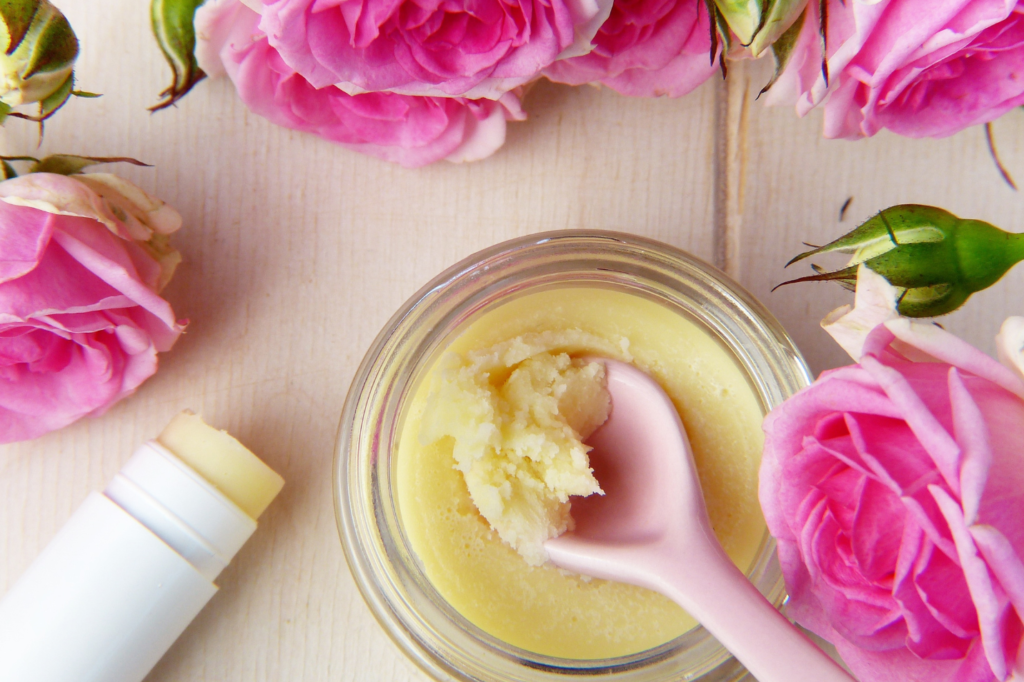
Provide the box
[546,358,853,682]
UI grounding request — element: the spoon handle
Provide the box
[654,537,855,682]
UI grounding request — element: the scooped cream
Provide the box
[421,338,611,566]
[397,288,766,659]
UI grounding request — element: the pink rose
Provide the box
[0,173,184,444]
[197,0,525,168]
[542,0,718,97]
[767,0,1024,138]
[761,312,1024,681]
[251,0,612,99]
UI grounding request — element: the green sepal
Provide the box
[0,154,38,178]
[703,0,731,74]
[713,6,731,76]
[712,0,807,57]
[37,68,71,116]
[760,6,805,97]
[897,284,969,319]
[774,263,858,291]
[5,69,75,127]
[713,0,761,45]
[747,0,806,56]
[785,206,950,268]
[71,89,99,97]
[150,0,207,111]
[20,1,77,78]
[0,0,39,55]
[28,154,151,175]
[0,100,9,123]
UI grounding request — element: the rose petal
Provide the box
[199,0,521,167]
[822,264,902,362]
[852,477,906,581]
[0,202,53,284]
[972,525,1024,626]
[912,532,982,641]
[51,220,178,333]
[894,522,973,659]
[0,173,131,241]
[258,0,609,98]
[995,317,1024,384]
[950,368,994,525]
[770,0,1024,139]
[933,484,1011,678]
[886,317,1024,401]
[860,353,962,497]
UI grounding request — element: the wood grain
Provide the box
[1,2,1021,681]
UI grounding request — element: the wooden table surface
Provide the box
[2,1,1023,680]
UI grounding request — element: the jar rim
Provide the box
[335,231,812,682]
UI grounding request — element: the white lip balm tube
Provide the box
[0,412,284,682]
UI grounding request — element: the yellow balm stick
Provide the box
[157,412,285,520]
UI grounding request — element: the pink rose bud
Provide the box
[0,0,80,122]
[780,205,1024,318]
[761,316,1024,682]
[0,171,184,444]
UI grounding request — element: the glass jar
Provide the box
[335,231,812,682]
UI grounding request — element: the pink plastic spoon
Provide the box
[545,358,854,682]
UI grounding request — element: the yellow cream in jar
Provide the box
[395,287,766,660]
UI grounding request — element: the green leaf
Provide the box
[1,159,17,179]
[0,101,10,123]
[28,154,151,175]
[150,0,207,111]
[760,6,805,97]
[0,0,39,55]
